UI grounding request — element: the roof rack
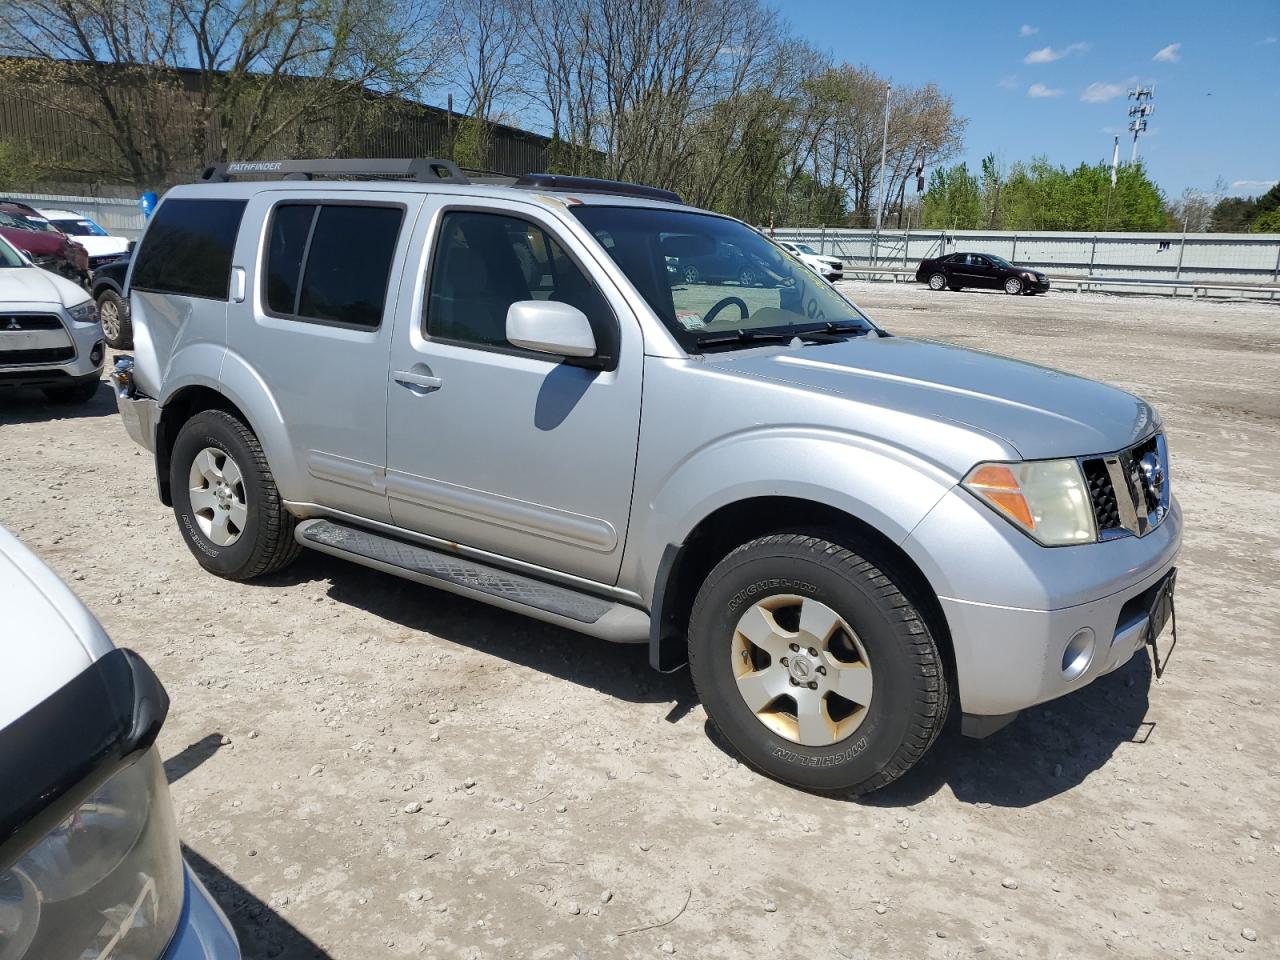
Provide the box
[199,158,469,184]
[196,159,683,204]
[514,173,682,204]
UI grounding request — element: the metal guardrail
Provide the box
[835,265,1280,299]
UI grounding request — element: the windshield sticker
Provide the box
[675,311,706,330]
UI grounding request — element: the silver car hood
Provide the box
[704,335,1158,461]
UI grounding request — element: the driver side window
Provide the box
[425,210,613,352]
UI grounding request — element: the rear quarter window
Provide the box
[131,198,246,300]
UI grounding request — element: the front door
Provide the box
[968,255,999,288]
[384,199,643,584]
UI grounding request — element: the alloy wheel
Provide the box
[188,447,248,546]
[731,594,873,746]
[99,298,120,341]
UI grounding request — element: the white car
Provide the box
[0,525,241,960]
[37,207,131,271]
[0,233,106,404]
[777,240,843,281]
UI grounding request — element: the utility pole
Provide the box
[874,82,891,234]
[1103,136,1119,230]
[1127,85,1154,164]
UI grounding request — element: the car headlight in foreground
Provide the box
[1,651,183,960]
[67,301,100,325]
[963,459,1096,546]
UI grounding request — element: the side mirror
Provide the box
[506,300,596,359]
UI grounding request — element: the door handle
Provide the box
[393,370,442,392]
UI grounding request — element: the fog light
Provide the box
[89,341,105,366]
[1061,628,1095,680]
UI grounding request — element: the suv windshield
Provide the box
[571,206,874,350]
[51,217,107,237]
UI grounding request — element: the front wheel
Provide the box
[1004,277,1023,295]
[688,533,949,795]
[43,376,99,405]
[928,272,946,291]
[170,410,300,580]
[683,265,701,284]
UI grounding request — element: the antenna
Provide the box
[1126,86,1155,164]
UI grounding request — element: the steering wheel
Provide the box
[703,296,750,327]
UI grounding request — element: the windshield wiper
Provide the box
[695,329,800,352]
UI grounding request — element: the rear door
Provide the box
[384,197,643,584]
[228,190,423,522]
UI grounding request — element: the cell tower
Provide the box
[1127,86,1155,164]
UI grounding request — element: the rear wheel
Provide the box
[1004,277,1023,295]
[928,272,946,291]
[97,289,132,349]
[170,410,300,580]
[688,533,949,795]
[683,265,701,284]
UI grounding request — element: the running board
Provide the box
[294,519,648,643]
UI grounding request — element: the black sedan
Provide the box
[915,252,1049,295]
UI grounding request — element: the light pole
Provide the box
[875,81,891,234]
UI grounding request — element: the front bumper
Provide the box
[162,866,240,960]
[0,303,104,387]
[903,486,1182,718]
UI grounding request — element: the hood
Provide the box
[74,235,130,258]
[706,335,1157,462]
[0,224,64,257]
[0,527,115,729]
[0,264,89,307]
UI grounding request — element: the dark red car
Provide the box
[0,201,90,284]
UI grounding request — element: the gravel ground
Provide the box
[1,282,1277,959]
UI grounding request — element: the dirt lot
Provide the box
[2,283,1278,959]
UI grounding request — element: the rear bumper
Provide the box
[903,487,1182,718]
[162,866,240,960]
[116,391,160,451]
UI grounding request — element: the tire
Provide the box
[1004,277,1023,295]
[738,266,760,287]
[97,288,132,349]
[42,376,99,405]
[928,272,947,291]
[170,410,300,580]
[683,265,701,284]
[688,532,949,795]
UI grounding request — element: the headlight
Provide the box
[0,749,184,960]
[66,301,99,325]
[963,459,1097,546]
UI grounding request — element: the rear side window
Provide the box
[131,198,246,300]
[263,203,403,329]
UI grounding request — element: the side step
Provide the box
[294,519,648,643]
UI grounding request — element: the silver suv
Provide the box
[114,159,1181,795]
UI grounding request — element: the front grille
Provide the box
[0,346,74,365]
[0,313,62,331]
[1080,433,1169,540]
[1081,459,1121,531]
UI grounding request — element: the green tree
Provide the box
[1252,206,1280,233]
[921,163,982,229]
[0,139,40,187]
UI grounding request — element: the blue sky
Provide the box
[782,0,1280,199]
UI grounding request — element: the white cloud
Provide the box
[997,74,1020,89]
[1019,25,1039,37]
[1153,42,1182,63]
[1231,179,1278,193]
[1024,42,1089,64]
[1262,36,1277,45]
[1028,83,1063,98]
[1082,81,1128,103]
[1101,126,1124,135]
